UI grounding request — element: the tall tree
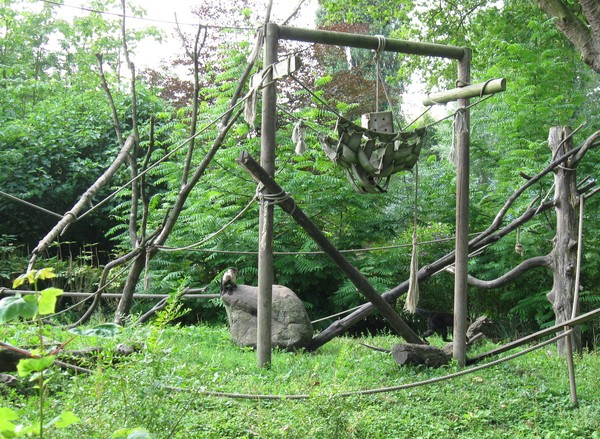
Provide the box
[536,0,600,75]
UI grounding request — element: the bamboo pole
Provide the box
[422,78,506,106]
[277,25,465,59]
[237,151,424,345]
[453,48,471,366]
[256,23,279,368]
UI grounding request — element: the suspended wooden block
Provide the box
[319,117,426,193]
[361,111,394,134]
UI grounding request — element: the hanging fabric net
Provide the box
[319,116,426,193]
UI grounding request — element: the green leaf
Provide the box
[0,407,18,433]
[112,428,154,439]
[38,288,63,315]
[36,267,57,281]
[12,271,35,288]
[45,411,80,429]
[127,431,154,439]
[69,323,121,338]
[0,294,38,323]
[16,355,55,377]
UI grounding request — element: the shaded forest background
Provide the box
[1,0,600,343]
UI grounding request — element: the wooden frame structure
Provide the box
[255,23,472,367]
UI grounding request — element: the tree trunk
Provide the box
[547,126,581,354]
[114,248,147,325]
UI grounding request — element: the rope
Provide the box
[0,190,64,219]
[78,98,246,221]
[429,94,492,130]
[163,329,573,400]
[405,162,420,313]
[402,106,433,131]
[38,0,255,30]
[311,305,363,324]
[157,197,257,252]
[41,262,133,321]
[289,74,343,119]
[164,232,481,255]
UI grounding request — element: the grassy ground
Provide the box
[2,322,600,438]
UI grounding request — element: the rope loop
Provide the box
[63,211,78,222]
[375,34,386,53]
[480,78,495,98]
[255,184,297,214]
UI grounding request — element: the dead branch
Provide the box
[67,247,142,328]
[120,0,141,247]
[174,21,207,185]
[471,132,588,249]
[446,255,550,289]
[29,135,136,270]
[95,53,124,145]
[570,130,600,168]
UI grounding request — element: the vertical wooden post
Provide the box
[257,23,278,368]
[547,126,579,405]
[453,48,471,366]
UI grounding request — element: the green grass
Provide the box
[2,323,600,438]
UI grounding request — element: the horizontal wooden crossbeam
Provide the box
[423,78,506,106]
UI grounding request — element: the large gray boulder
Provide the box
[221,284,313,351]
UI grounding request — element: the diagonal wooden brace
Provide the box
[237,150,424,346]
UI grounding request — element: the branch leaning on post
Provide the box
[237,150,424,346]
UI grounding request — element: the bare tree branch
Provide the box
[471,127,586,248]
[175,21,208,186]
[67,246,142,328]
[96,53,124,145]
[28,135,136,270]
[120,0,141,247]
[570,130,600,167]
[446,255,551,289]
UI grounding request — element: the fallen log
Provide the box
[392,343,451,367]
[391,316,490,367]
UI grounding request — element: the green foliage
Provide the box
[0,407,79,438]
[112,428,154,439]
[0,268,62,323]
[0,268,77,439]
[3,325,600,438]
[69,323,122,338]
[2,0,600,336]
[0,295,38,323]
[0,0,166,252]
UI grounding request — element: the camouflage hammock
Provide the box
[319,117,426,193]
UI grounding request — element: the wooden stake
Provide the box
[453,48,471,366]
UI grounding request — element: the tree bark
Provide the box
[536,0,600,74]
[547,126,581,354]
